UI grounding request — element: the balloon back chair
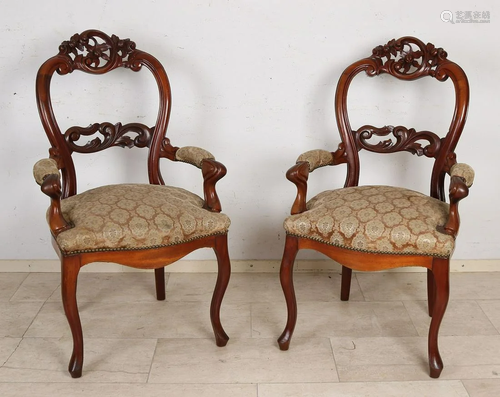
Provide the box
[278,37,474,378]
[33,30,231,378]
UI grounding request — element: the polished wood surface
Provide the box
[279,37,472,378]
[35,30,231,378]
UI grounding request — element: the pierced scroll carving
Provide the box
[57,30,140,74]
[369,37,448,80]
[64,122,154,153]
[354,125,442,158]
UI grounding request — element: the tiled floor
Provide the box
[0,271,499,396]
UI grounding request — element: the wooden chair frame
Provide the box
[34,30,230,378]
[277,37,473,378]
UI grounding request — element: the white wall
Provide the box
[1,0,498,261]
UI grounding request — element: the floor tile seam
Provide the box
[352,273,367,302]
[41,274,63,304]
[9,278,61,303]
[256,379,470,385]
[0,338,22,367]
[328,337,341,382]
[475,299,500,335]
[336,363,500,368]
[44,299,214,304]
[164,272,172,293]
[250,303,256,338]
[402,300,424,337]
[292,299,413,303]
[19,336,162,342]
[6,273,30,302]
[0,365,151,376]
[20,301,46,339]
[0,378,258,386]
[460,380,474,397]
[146,338,159,383]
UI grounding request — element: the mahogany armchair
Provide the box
[278,37,474,378]
[33,30,231,378]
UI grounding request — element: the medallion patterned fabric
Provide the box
[53,184,230,254]
[450,163,475,187]
[297,149,335,171]
[284,185,454,257]
[175,146,215,168]
[33,158,60,185]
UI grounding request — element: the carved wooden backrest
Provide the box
[334,36,469,200]
[36,30,176,199]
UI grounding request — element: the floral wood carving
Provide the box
[354,125,442,158]
[64,122,154,153]
[57,30,140,74]
[369,37,448,80]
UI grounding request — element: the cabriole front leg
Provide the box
[211,234,231,346]
[428,258,450,378]
[278,235,299,350]
[61,255,84,378]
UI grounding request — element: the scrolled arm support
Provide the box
[287,147,345,215]
[201,159,226,212]
[33,159,71,236]
[288,149,333,215]
[287,161,310,215]
[443,163,474,237]
[163,144,225,212]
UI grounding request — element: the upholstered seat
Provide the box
[55,184,230,254]
[284,185,453,257]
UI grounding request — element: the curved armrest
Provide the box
[175,146,215,168]
[287,161,311,215]
[289,150,334,214]
[33,159,71,235]
[201,159,226,212]
[287,145,347,215]
[450,163,475,187]
[443,163,474,237]
[33,158,60,185]
[297,149,335,172]
[174,146,225,212]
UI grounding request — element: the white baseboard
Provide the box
[0,259,498,273]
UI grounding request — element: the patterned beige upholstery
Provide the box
[284,185,454,257]
[53,184,230,254]
[33,158,60,185]
[175,146,215,168]
[297,149,334,172]
[450,163,475,187]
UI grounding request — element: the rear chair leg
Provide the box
[155,267,166,301]
[340,266,352,301]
